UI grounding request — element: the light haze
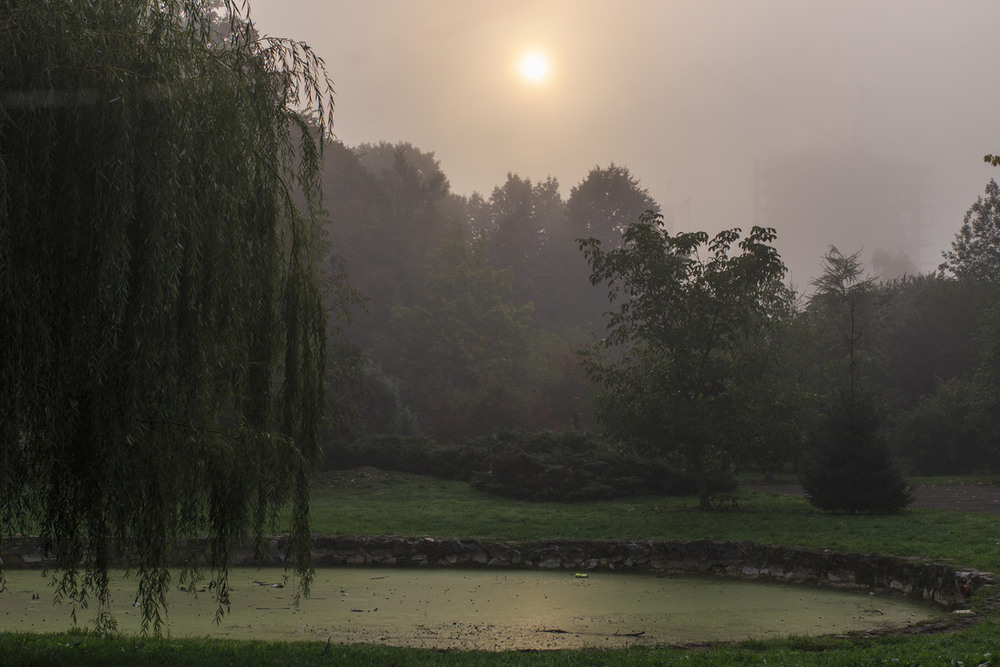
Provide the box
[250,0,1000,279]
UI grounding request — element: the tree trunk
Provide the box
[693,453,711,509]
[697,476,711,509]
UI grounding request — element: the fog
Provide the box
[250,0,1000,281]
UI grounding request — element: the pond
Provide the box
[0,568,944,650]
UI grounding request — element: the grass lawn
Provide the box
[307,470,1000,572]
[3,470,999,665]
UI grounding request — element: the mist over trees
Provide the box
[321,144,663,441]
[317,136,1000,496]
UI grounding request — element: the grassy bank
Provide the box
[2,619,998,666]
[307,470,1000,572]
[0,618,1000,667]
[2,470,999,665]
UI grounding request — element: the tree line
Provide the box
[319,139,1000,509]
[320,141,659,441]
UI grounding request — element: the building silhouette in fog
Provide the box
[755,147,926,291]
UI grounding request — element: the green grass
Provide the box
[2,620,999,666]
[4,471,1000,665]
[306,471,1000,572]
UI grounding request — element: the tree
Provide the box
[890,377,994,475]
[971,302,1000,456]
[940,179,1000,283]
[329,141,459,344]
[800,248,912,513]
[805,248,882,398]
[801,388,913,513]
[378,228,535,441]
[580,213,791,508]
[483,173,542,281]
[356,141,455,293]
[936,164,1000,468]
[1,0,335,632]
[565,164,661,248]
[479,173,563,307]
[542,164,662,331]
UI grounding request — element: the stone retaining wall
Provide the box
[3,535,992,607]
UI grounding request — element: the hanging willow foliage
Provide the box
[0,0,334,633]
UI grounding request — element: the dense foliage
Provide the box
[0,0,335,632]
[6,0,1000,628]
[319,142,1000,480]
[580,214,792,507]
[941,179,1000,283]
[325,431,733,501]
[468,431,734,501]
[321,145,650,441]
[801,389,913,513]
[318,141,1000,493]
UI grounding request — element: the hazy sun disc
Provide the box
[518,51,550,82]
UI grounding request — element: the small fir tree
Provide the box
[800,248,912,513]
[802,389,912,513]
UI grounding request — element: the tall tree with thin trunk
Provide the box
[1,0,335,633]
[800,248,912,513]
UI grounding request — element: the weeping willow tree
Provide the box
[0,0,335,633]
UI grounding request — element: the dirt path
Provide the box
[746,485,1000,514]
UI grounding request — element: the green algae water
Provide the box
[0,568,943,650]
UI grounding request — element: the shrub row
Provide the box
[324,431,734,501]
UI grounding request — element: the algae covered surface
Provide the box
[0,567,943,649]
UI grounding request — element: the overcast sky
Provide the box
[249,0,1000,273]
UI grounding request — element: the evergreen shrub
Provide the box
[801,390,913,513]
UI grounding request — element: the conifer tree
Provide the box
[800,248,912,513]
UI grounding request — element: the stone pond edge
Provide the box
[3,535,994,609]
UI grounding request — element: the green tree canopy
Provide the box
[379,228,535,440]
[1,0,334,632]
[565,164,660,247]
[940,179,1000,283]
[973,303,1000,453]
[938,165,1000,468]
[580,213,791,508]
[478,173,563,307]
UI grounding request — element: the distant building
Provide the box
[755,147,925,291]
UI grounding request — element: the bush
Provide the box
[468,431,734,501]
[889,378,997,475]
[356,359,420,437]
[801,390,912,514]
[323,430,734,501]
[324,434,478,479]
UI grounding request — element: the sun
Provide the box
[517,49,551,83]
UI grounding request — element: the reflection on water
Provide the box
[0,568,943,650]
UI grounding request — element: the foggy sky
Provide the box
[250,0,1000,274]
